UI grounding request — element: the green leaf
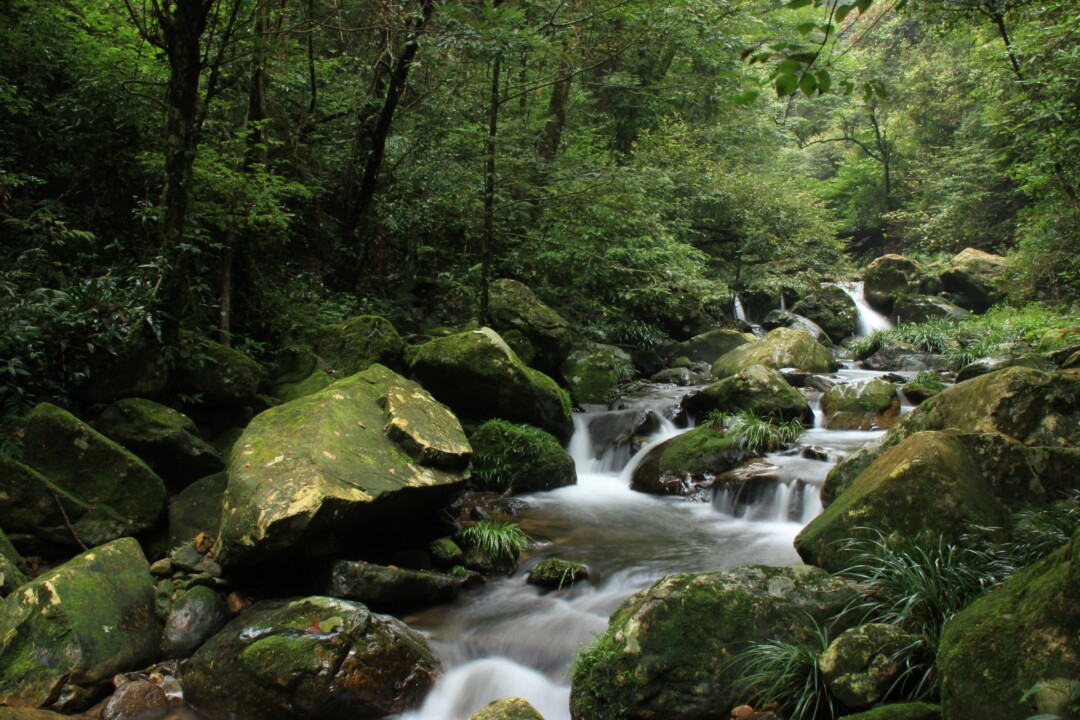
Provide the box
[799,72,818,96]
[784,0,814,8]
[795,22,818,35]
[777,59,803,75]
[855,0,874,11]
[835,4,853,23]
[731,89,761,105]
[815,69,832,94]
[776,73,798,97]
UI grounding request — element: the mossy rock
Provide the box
[311,315,405,376]
[795,432,1007,573]
[270,369,332,403]
[560,342,634,406]
[820,623,919,710]
[5,404,166,551]
[325,560,462,611]
[790,285,859,343]
[428,537,464,568]
[182,596,440,720]
[217,365,471,567]
[954,353,1055,383]
[162,584,229,660]
[891,294,970,324]
[712,327,839,379]
[682,364,813,425]
[938,530,1080,720]
[862,254,924,312]
[675,329,756,364]
[408,328,573,441]
[940,248,1011,313]
[469,697,546,720]
[821,379,900,431]
[0,528,27,597]
[629,425,744,496]
[177,340,266,407]
[900,373,947,405]
[93,397,224,488]
[488,278,573,375]
[569,565,859,720]
[469,420,576,494]
[761,310,830,343]
[838,703,942,720]
[168,471,227,550]
[527,557,589,590]
[0,538,161,709]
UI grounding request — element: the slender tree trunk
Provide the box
[540,71,571,162]
[480,52,502,323]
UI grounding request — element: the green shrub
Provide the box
[707,410,804,452]
[731,621,836,720]
[1004,491,1080,569]
[469,419,574,493]
[459,519,529,568]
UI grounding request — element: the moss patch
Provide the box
[469,419,576,493]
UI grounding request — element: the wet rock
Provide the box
[183,596,440,720]
[820,623,917,710]
[311,315,406,376]
[674,329,755,364]
[0,538,161,709]
[100,679,169,720]
[216,365,471,567]
[560,342,634,406]
[3,404,166,552]
[469,697,546,720]
[162,585,230,659]
[469,420,576,494]
[802,445,833,462]
[168,472,227,551]
[629,425,744,496]
[712,328,839,379]
[821,378,901,431]
[569,565,859,720]
[682,364,813,425]
[409,328,573,441]
[761,310,830,343]
[892,294,970,324]
[578,409,659,462]
[325,560,461,611]
[711,460,801,520]
[791,285,859,343]
[527,557,589,590]
[862,254,925,312]
[860,343,952,373]
[93,398,224,488]
[488,278,573,376]
[954,353,1054,383]
[940,248,1011,313]
[428,537,465,569]
[938,530,1080,720]
[650,367,694,385]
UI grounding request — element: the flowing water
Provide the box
[395,370,896,720]
[838,281,894,336]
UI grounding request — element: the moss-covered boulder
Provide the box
[469,420,576,493]
[862,254,924,312]
[682,364,812,425]
[3,404,166,551]
[0,528,27,597]
[629,425,744,496]
[488,278,573,375]
[675,329,755,364]
[311,315,405,376]
[891,294,970,324]
[954,353,1055,383]
[182,595,440,720]
[178,340,266,407]
[267,346,333,402]
[408,328,573,441]
[168,472,227,550]
[94,398,224,487]
[791,285,859,343]
[0,538,161,709]
[469,697,546,720]
[560,342,633,406]
[821,379,901,431]
[712,328,839,379]
[325,560,462,611]
[527,557,589,590]
[838,703,942,720]
[761,310,830,343]
[940,248,1011,313]
[569,565,859,720]
[820,623,918,710]
[938,530,1080,720]
[795,432,1008,573]
[900,373,947,405]
[162,584,230,660]
[216,365,471,567]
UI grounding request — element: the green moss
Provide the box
[240,633,323,677]
[469,419,576,493]
[791,285,859,343]
[528,557,588,589]
[838,702,942,720]
[685,364,812,424]
[712,327,839,379]
[312,315,405,375]
[271,369,332,403]
[659,425,740,477]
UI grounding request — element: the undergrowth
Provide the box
[706,409,804,452]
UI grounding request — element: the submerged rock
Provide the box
[0,538,161,710]
[488,278,573,376]
[712,327,839,379]
[183,596,440,720]
[682,364,813,425]
[216,364,470,567]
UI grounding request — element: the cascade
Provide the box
[733,295,749,323]
[838,280,893,336]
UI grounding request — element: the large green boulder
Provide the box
[682,364,813,425]
[311,315,405,376]
[3,404,166,551]
[217,365,471,567]
[0,538,161,709]
[469,697,546,720]
[488,278,573,375]
[408,328,573,441]
[892,294,970,324]
[178,340,265,407]
[93,398,224,487]
[469,419,576,493]
[569,565,858,720]
[712,328,839,379]
[821,378,901,431]
[675,329,755,365]
[761,310,830,343]
[796,432,1008,573]
[940,248,1011,313]
[560,342,633,407]
[938,530,1080,720]
[182,596,440,720]
[629,425,744,496]
[862,254,924,312]
[791,285,859,343]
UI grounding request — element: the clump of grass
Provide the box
[459,519,529,568]
[707,410,804,452]
[1005,490,1080,569]
[731,621,836,720]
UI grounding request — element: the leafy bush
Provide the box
[459,519,529,568]
[1004,491,1080,570]
[708,410,804,452]
[469,419,573,493]
[731,621,836,720]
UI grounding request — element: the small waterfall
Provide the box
[733,295,749,323]
[838,281,893,337]
[779,293,787,311]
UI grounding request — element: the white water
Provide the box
[734,295,749,323]
[838,281,893,337]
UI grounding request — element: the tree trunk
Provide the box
[480,52,502,324]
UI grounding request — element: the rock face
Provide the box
[675,329,755,364]
[94,398,225,487]
[938,530,1080,720]
[183,596,440,720]
[216,365,471,567]
[560,342,633,406]
[3,404,166,551]
[712,328,839,379]
[488,278,573,375]
[820,379,901,431]
[891,294,969,324]
[469,420,577,493]
[569,565,858,720]
[408,328,573,441]
[682,364,813,425]
[629,425,744,496]
[862,254,924,311]
[0,538,161,709]
[790,285,859,343]
[819,623,917,710]
[940,248,1011,313]
[312,315,405,376]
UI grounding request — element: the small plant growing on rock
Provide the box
[730,621,835,720]
[710,410,804,452]
[459,519,529,569]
